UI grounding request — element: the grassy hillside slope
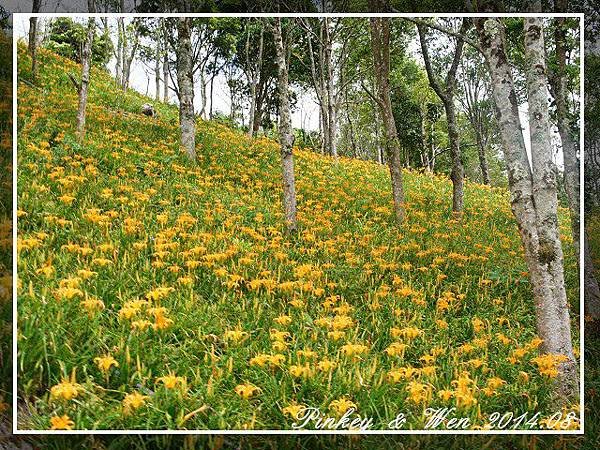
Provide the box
[16,43,580,430]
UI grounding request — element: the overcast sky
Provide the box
[12,14,573,169]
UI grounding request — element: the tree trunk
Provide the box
[155,38,161,102]
[122,24,139,92]
[475,17,577,400]
[176,17,196,161]
[76,18,95,143]
[253,81,265,135]
[199,71,207,120]
[370,17,405,223]
[29,17,38,82]
[209,73,215,119]
[29,0,42,83]
[162,24,169,102]
[121,20,128,89]
[444,99,464,212]
[475,124,491,184]
[324,18,337,158]
[417,21,466,213]
[115,18,123,86]
[319,21,330,156]
[247,21,264,138]
[273,18,297,233]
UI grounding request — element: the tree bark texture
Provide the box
[76,18,95,143]
[273,18,298,233]
[176,17,196,161]
[417,21,466,212]
[475,17,577,399]
[370,16,405,223]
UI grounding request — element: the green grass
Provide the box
[15,41,580,432]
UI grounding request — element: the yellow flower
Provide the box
[486,377,506,390]
[77,269,97,279]
[385,342,408,357]
[270,329,290,342]
[157,372,186,389]
[331,315,353,330]
[80,297,105,315]
[390,327,422,341]
[282,403,306,419]
[272,340,288,351]
[94,355,118,374]
[437,389,453,401]
[329,397,356,416]
[131,319,153,331]
[54,287,84,300]
[145,286,174,301]
[326,330,344,341]
[153,313,174,331]
[289,364,313,378]
[274,315,292,326]
[50,414,75,430]
[405,381,432,404]
[250,354,275,368]
[317,359,336,372]
[35,263,55,277]
[471,317,485,333]
[123,391,149,414]
[531,354,569,378]
[57,194,75,205]
[50,379,82,401]
[435,319,448,329]
[341,343,369,357]
[224,329,249,343]
[296,349,317,359]
[234,383,261,399]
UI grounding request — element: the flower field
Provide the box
[16,44,580,430]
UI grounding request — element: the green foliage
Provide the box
[45,18,113,68]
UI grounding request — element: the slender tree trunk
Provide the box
[76,18,95,143]
[345,94,357,157]
[417,21,466,213]
[199,71,207,119]
[475,124,491,184]
[475,17,577,400]
[324,18,337,158]
[209,73,215,119]
[247,21,264,137]
[319,21,330,156]
[370,17,405,223]
[115,18,123,86]
[162,24,169,102]
[306,26,327,154]
[121,20,128,89]
[176,17,196,161]
[253,82,265,135]
[273,18,297,233]
[29,17,38,82]
[444,99,464,212]
[155,38,161,102]
[122,27,138,92]
[29,0,42,83]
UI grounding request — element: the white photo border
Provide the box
[12,11,586,435]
